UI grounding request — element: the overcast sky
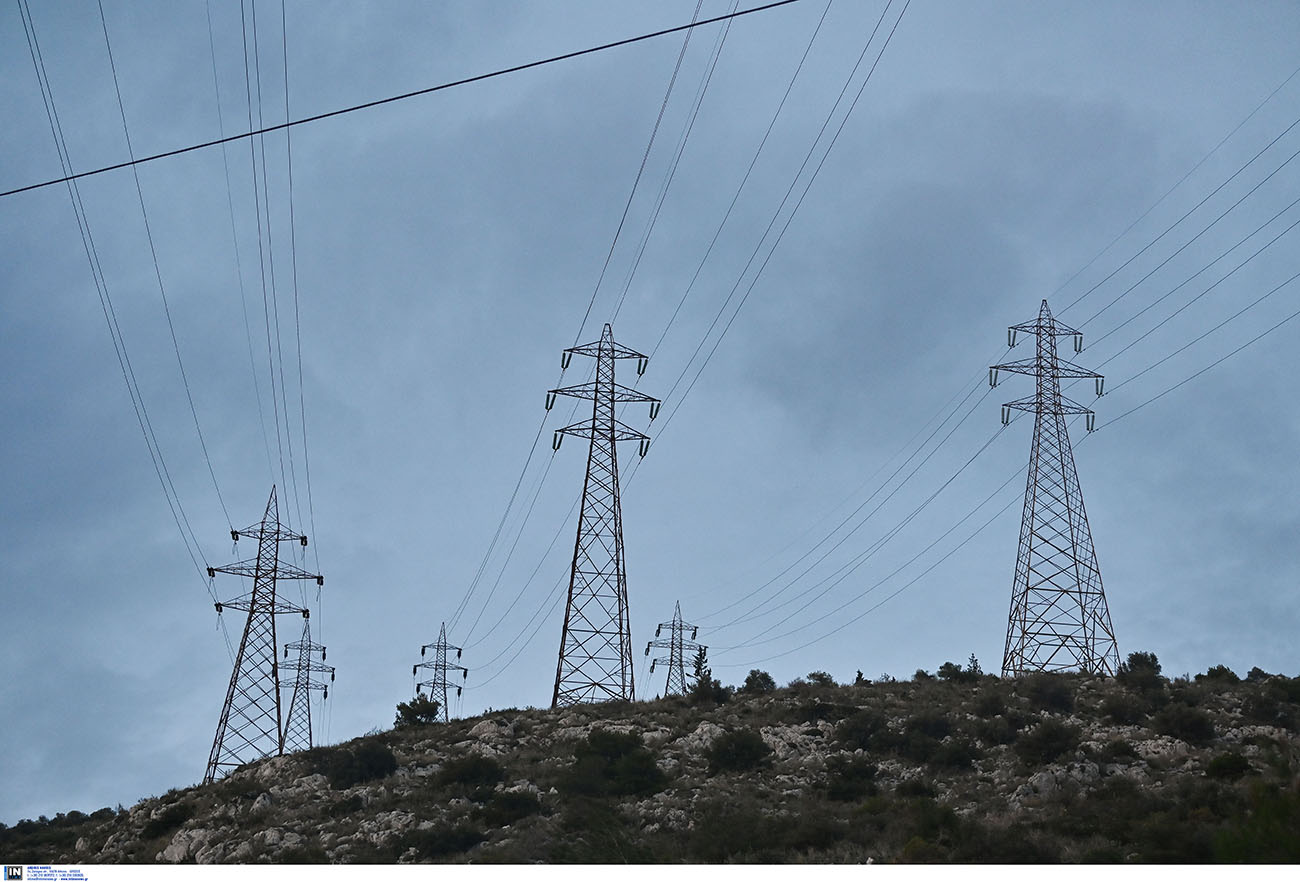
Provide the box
[3,0,1299,824]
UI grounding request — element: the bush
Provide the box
[706,728,772,774]
[438,754,504,789]
[141,802,193,840]
[936,661,977,684]
[400,824,486,859]
[805,671,836,688]
[394,694,441,728]
[478,790,542,827]
[1102,692,1148,724]
[1015,719,1080,765]
[835,709,888,751]
[824,755,878,801]
[1196,664,1240,685]
[741,669,776,694]
[564,729,667,797]
[1118,651,1164,693]
[1214,784,1300,862]
[929,739,982,770]
[973,691,1007,718]
[1021,674,1074,712]
[1206,752,1252,780]
[1100,739,1139,763]
[1153,703,1216,746]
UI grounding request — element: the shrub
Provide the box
[1214,784,1300,862]
[974,714,1021,746]
[1102,692,1147,724]
[936,662,977,684]
[478,790,542,827]
[1100,739,1139,763]
[141,802,193,840]
[741,669,776,694]
[835,709,887,751]
[394,694,441,728]
[824,755,878,801]
[973,691,1007,718]
[706,728,772,774]
[564,729,666,797]
[929,739,982,770]
[1118,651,1164,693]
[907,711,952,740]
[1021,674,1074,712]
[438,754,504,789]
[1153,703,1216,746]
[689,647,731,705]
[400,824,486,859]
[1196,664,1240,685]
[806,671,836,688]
[1206,752,1252,780]
[1015,719,1080,765]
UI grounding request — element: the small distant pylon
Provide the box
[281,619,334,754]
[644,601,705,697]
[412,622,467,723]
[547,323,660,708]
[990,299,1119,677]
[204,486,323,784]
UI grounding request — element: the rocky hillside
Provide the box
[7,657,1300,863]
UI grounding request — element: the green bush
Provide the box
[400,824,486,859]
[1214,784,1300,862]
[317,741,398,789]
[835,709,888,751]
[936,661,977,684]
[394,694,441,728]
[477,790,542,827]
[1102,692,1147,724]
[141,802,193,840]
[1153,703,1216,746]
[564,729,667,797]
[1021,674,1074,712]
[438,754,504,789]
[929,739,982,770]
[741,669,776,694]
[1100,739,1139,763]
[1195,664,1240,685]
[1118,651,1164,693]
[824,755,878,801]
[1206,752,1252,780]
[805,671,836,687]
[973,691,1007,718]
[1015,719,1080,765]
[706,728,772,774]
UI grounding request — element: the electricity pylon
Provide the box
[413,622,467,723]
[204,486,323,784]
[990,299,1119,677]
[547,323,660,708]
[281,618,334,753]
[644,601,705,697]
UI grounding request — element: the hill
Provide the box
[5,656,1299,863]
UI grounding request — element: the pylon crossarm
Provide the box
[210,560,322,583]
[990,357,1040,376]
[232,525,307,544]
[564,339,648,361]
[549,381,660,405]
[284,660,335,675]
[1053,359,1103,380]
[557,418,649,442]
[217,596,310,616]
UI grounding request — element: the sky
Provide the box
[2,0,1299,824]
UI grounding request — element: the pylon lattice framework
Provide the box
[548,323,660,708]
[990,299,1119,678]
[413,622,467,723]
[204,486,323,784]
[644,600,705,698]
[281,618,334,754]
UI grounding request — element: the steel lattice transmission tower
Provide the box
[281,619,334,754]
[204,486,323,784]
[990,299,1119,677]
[644,601,705,698]
[413,622,467,723]
[547,323,660,708]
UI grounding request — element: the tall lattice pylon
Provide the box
[547,323,660,707]
[204,486,323,784]
[644,601,705,698]
[413,622,467,723]
[281,618,334,754]
[990,299,1119,677]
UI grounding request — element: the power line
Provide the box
[97,0,233,528]
[0,0,805,201]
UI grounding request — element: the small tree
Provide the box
[806,671,836,688]
[691,646,729,705]
[741,669,776,694]
[967,654,983,677]
[394,694,442,728]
